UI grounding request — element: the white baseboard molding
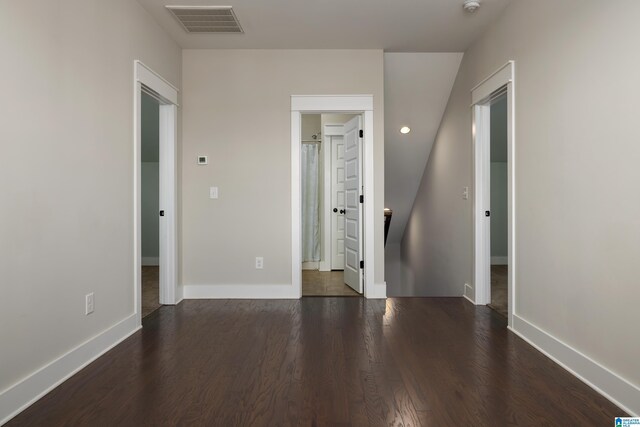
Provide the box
[367,282,387,299]
[491,256,508,265]
[183,284,299,299]
[318,261,331,272]
[464,283,475,303]
[0,314,140,425]
[301,262,319,270]
[176,285,184,304]
[141,257,159,266]
[511,314,639,416]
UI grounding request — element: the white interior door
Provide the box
[343,116,363,293]
[331,135,345,269]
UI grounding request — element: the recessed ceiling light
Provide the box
[463,0,481,13]
[400,126,411,134]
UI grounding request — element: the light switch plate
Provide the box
[209,186,218,199]
[85,293,94,315]
[462,187,469,200]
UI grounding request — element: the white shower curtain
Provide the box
[301,143,320,262]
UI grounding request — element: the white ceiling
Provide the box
[384,53,463,244]
[136,0,511,51]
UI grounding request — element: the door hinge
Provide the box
[359,195,364,204]
[360,260,364,269]
[359,129,363,138]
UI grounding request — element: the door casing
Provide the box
[291,95,375,298]
[134,61,180,325]
[470,61,516,328]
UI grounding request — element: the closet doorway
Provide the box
[300,113,363,297]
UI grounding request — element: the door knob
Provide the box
[333,208,338,213]
[340,209,346,214]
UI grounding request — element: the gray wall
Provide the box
[490,96,508,260]
[0,0,181,396]
[181,50,385,289]
[401,0,640,397]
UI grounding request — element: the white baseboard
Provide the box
[367,282,387,299]
[176,285,184,304]
[491,256,508,265]
[318,261,331,272]
[183,284,299,299]
[511,314,639,416]
[302,262,319,270]
[464,283,475,303]
[141,257,159,266]
[0,314,140,425]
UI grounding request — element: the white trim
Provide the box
[134,61,180,323]
[291,95,373,112]
[491,256,508,265]
[141,257,159,266]
[183,284,298,299]
[322,128,333,272]
[322,123,347,272]
[135,61,179,106]
[291,112,303,299]
[471,61,515,328]
[464,283,475,302]
[367,282,387,299]
[158,104,178,306]
[291,95,382,299]
[471,62,514,105]
[511,315,640,416]
[472,103,492,306]
[462,294,475,305]
[0,315,139,425]
[324,123,345,136]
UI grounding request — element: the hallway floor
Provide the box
[489,264,508,317]
[302,270,360,296]
[141,266,161,318]
[7,298,624,426]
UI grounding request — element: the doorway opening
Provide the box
[291,95,376,299]
[471,61,515,327]
[487,93,508,317]
[141,92,161,317]
[134,61,179,325]
[301,114,362,297]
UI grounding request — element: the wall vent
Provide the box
[166,6,243,33]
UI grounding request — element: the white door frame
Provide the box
[292,95,374,298]
[134,61,180,325]
[471,61,516,327]
[321,123,346,272]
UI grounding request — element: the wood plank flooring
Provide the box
[489,265,508,317]
[7,299,625,426]
[302,270,360,296]
[141,266,161,318]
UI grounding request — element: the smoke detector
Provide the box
[463,0,481,13]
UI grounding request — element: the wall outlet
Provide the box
[255,257,264,269]
[209,186,219,199]
[462,187,469,200]
[85,293,94,315]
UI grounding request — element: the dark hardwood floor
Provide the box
[8,298,624,426]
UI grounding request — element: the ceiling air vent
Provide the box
[166,6,243,33]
